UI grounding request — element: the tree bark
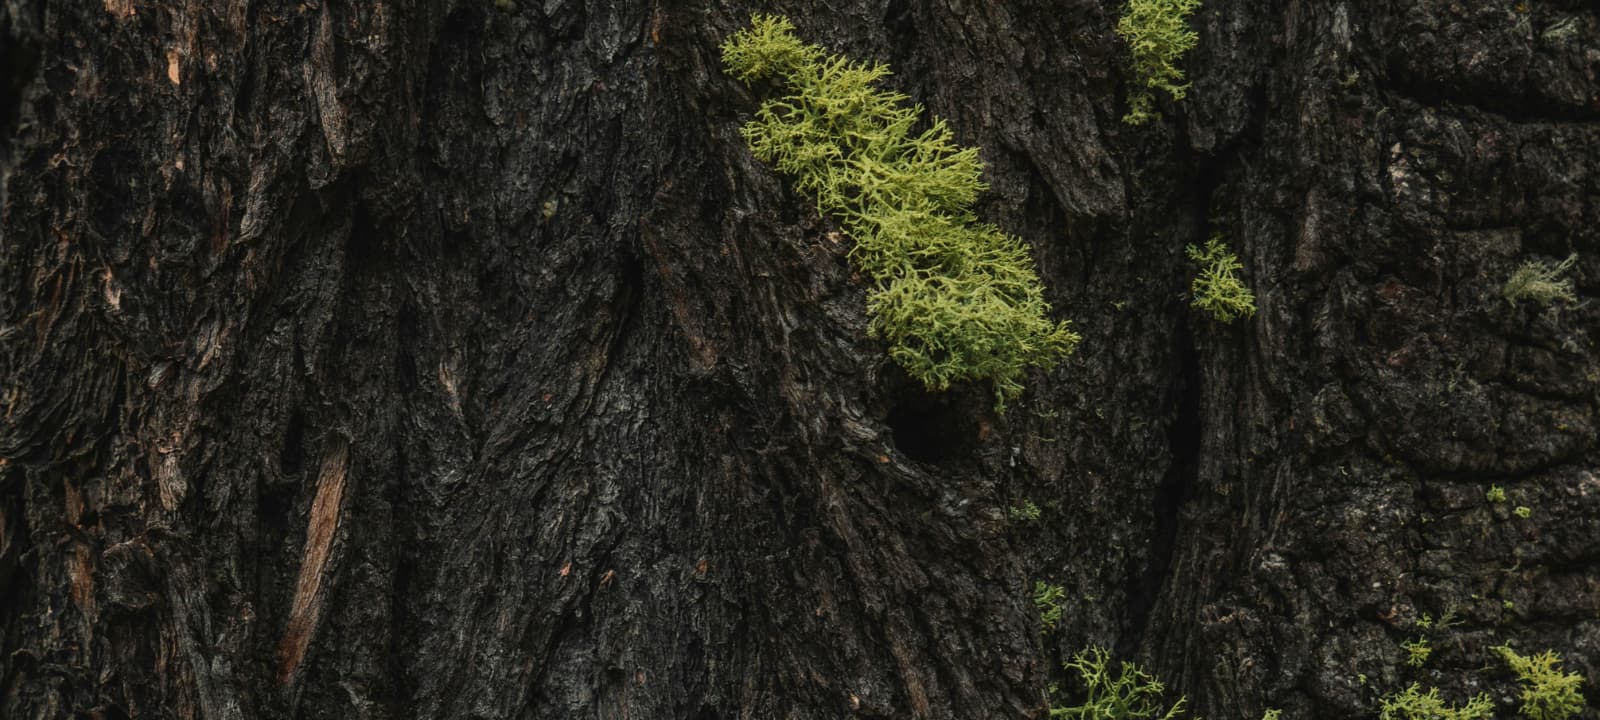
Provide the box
[2,1,1597,718]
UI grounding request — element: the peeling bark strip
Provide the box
[70,543,95,616]
[277,438,349,684]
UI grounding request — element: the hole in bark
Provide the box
[884,0,914,35]
[347,199,380,263]
[234,63,255,120]
[90,149,141,237]
[396,302,419,394]
[0,488,28,613]
[887,389,973,464]
[279,412,306,477]
[257,486,296,534]
[0,13,39,158]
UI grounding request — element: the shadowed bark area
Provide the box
[1,1,1596,719]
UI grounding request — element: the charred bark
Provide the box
[2,1,1597,719]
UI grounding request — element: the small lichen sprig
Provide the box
[1495,645,1587,720]
[1503,254,1578,306]
[1379,684,1493,720]
[1115,0,1202,125]
[1033,581,1066,632]
[1186,235,1256,323]
[722,15,1079,409]
[1401,637,1432,667]
[1010,499,1043,522]
[1051,647,1188,720]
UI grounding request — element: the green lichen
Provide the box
[1487,485,1507,503]
[1010,499,1043,522]
[1379,684,1493,720]
[1187,235,1256,323]
[1034,581,1067,632]
[1503,254,1577,306]
[1401,637,1432,668]
[722,15,1079,409]
[1051,647,1188,720]
[1496,645,1587,720]
[1115,0,1202,124]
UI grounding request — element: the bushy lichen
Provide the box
[1115,0,1202,124]
[1496,645,1587,720]
[722,15,1079,409]
[1010,499,1043,522]
[1502,254,1577,306]
[1186,235,1256,323]
[1034,581,1066,632]
[1379,684,1493,720]
[1401,637,1432,668]
[1051,647,1188,720]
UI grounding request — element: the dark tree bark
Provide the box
[2,1,1597,718]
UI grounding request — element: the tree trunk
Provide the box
[2,1,1596,718]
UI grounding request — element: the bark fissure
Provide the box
[3,1,1599,718]
[1123,322,1202,659]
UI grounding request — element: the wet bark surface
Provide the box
[2,0,1597,718]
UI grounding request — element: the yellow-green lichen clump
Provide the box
[722,15,1079,409]
[1115,0,1202,124]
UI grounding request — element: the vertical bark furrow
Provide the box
[3,1,1598,718]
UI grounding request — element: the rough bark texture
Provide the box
[2,1,1597,718]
